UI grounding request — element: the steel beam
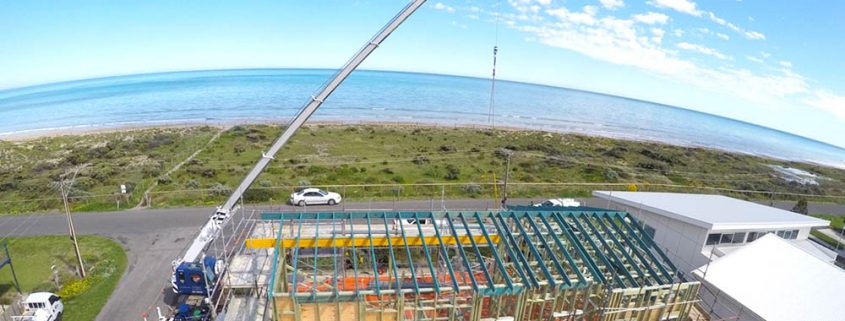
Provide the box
[458,212,496,291]
[445,213,480,292]
[493,212,539,288]
[414,212,440,293]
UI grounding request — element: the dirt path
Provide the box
[133,127,228,208]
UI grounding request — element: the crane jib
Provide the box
[175,0,428,268]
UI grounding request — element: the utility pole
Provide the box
[501,153,511,209]
[58,170,86,278]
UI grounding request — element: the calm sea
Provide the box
[1,69,844,168]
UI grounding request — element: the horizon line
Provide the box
[2,66,844,151]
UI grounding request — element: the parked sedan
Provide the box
[289,188,342,206]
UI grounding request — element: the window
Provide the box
[790,230,799,239]
[720,233,734,244]
[706,233,721,245]
[732,232,746,244]
[776,230,785,238]
[643,224,656,239]
[747,232,759,242]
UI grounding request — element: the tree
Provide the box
[791,198,808,215]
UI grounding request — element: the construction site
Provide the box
[216,208,703,321]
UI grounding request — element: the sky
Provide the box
[0,0,843,147]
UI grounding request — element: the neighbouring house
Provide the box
[592,191,833,273]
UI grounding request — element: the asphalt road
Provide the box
[1,197,844,321]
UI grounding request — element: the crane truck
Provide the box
[161,1,428,319]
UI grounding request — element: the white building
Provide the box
[592,191,833,273]
[692,234,845,321]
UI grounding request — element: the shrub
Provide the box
[439,145,456,153]
[412,156,430,165]
[58,277,93,299]
[233,144,245,154]
[493,148,513,160]
[461,184,482,194]
[157,175,172,185]
[445,165,460,180]
[185,179,200,189]
[605,169,619,181]
[391,175,405,183]
[208,183,232,196]
[382,168,395,175]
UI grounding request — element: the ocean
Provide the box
[1,68,844,168]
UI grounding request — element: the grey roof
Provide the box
[593,191,829,231]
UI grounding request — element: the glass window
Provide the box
[747,232,759,242]
[790,230,799,239]
[706,233,721,245]
[644,224,656,239]
[720,233,734,244]
[776,230,785,238]
[732,232,746,244]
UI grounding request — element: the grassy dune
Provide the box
[2,124,844,213]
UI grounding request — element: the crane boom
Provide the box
[178,0,427,264]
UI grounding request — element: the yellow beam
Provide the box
[245,235,500,249]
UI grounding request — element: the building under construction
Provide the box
[241,208,702,321]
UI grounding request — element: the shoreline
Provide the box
[1,119,840,169]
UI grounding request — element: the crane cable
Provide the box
[488,0,501,126]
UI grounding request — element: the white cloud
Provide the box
[779,60,793,68]
[648,0,702,16]
[600,0,625,10]
[707,12,765,40]
[745,55,764,64]
[716,33,730,40]
[633,12,669,25]
[805,90,845,120]
[433,2,455,13]
[536,0,552,5]
[505,1,810,105]
[677,42,730,60]
[672,29,684,37]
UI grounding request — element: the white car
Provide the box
[289,188,342,206]
[535,198,581,207]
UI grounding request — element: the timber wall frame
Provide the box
[258,210,698,321]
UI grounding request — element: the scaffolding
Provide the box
[250,210,701,321]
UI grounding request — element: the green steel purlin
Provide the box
[291,213,305,301]
[509,213,557,288]
[397,212,421,294]
[537,214,586,286]
[269,210,682,301]
[627,216,685,282]
[616,217,673,284]
[568,214,626,288]
[347,213,361,297]
[472,212,514,291]
[259,210,632,221]
[458,213,496,291]
[381,213,401,290]
[579,214,638,288]
[365,215,381,296]
[605,217,664,285]
[592,215,648,286]
[444,213,481,292]
[428,212,461,293]
[267,213,286,300]
[493,212,540,288]
[331,213,340,298]
[550,212,605,285]
[521,212,571,288]
[311,214,320,301]
[414,212,441,293]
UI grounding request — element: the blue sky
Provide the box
[1,0,843,147]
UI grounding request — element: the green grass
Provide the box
[0,235,127,321]
[810,214,844,230]
[811,230,845,249]
[3,124,845,213]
